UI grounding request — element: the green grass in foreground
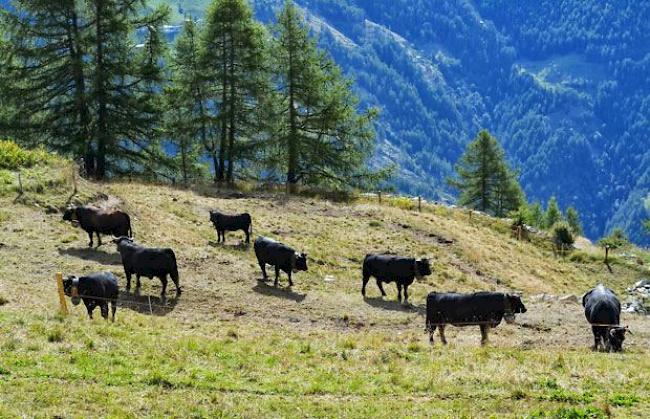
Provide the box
[0,310,648,418]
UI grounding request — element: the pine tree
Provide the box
[450,129,523,216]
[566,206,583,235]
[0,1,171,179]
[165,18,210,184]
[271,0,378,191]
[200,0,270,184]
[528,202,544,228]
[544,197,562,229]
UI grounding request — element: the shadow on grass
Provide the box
[58,247,123,266]
[117,289,179,316]
[208,240,250,251]
[252,280,306,303]
[363,296,425,315]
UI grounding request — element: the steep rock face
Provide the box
[11,0,650,243]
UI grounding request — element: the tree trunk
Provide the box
[216,29,228,183]
[94,0,107,180]
[286,23,298,193]
[226,31,236,184]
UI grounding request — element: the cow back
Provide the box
[255,237,294,267]
[583,285,620,325]
[427,292,507,328]
[364,254,415,280]
[79,272,119,300]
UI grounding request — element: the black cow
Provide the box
[361,254,432,304]
[254,236,307,287]
[63,205,132,247]
[583,284,628,352]
[113,237,181,299]
[63,272,119,321]
[209,210,252,244]
[426,292,527,345]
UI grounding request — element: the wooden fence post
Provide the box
[56,272,69,315]
[418,196,422,212]
[378,191,382,204]
[17,171,23,194]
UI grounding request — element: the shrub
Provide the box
[598,228,629,250]
[0,140,56,170]
[552,221,575,253]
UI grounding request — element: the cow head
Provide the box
[293,252,308,273]
[63,276,81,306]
[608,326,628,352]
[504,294,527,324]
[112,236,134,248]
[209,211,221,224]
[62,207,78,222]
[415,258,432,279]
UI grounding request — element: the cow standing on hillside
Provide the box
[361,254,432,304]
[583,284,628,352]
[426,292,527,345]
[63,205,132,247]
[63,272,119,321]
[254,236,307,287]
[113,237,181,299]
[209,210,252,244]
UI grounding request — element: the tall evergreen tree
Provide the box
[544,197,562,229]
[566,206,583,235]
[165,18,210,184]
[450,129,523,216]
[271,0,378,191]
[200,0,270,184]
[0,0,171,179]
[528,202,544,228]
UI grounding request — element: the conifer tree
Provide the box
[450,129,523,216]
[0,0,171,179]
[566,206,583,235]
[200,0,270,184]
[544,197,562,229]
[528,202,544,228]
[270,0,378,191]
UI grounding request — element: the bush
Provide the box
[598,228,629,250]
[552,221,575,253]
[0,140,56,170]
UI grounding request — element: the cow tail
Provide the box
[249,220,253,237]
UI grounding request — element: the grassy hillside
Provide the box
[2,150,650,417]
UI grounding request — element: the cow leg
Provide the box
[403,285,410,305]
[480,325,490,345]
[376,279,387,297]
[259,262,268,281]
[244,228,250,243]
[84,300,95,319]
[396,283,403,302]
[361,275,370,297]
[136,274,142,291]
[125,270,132,291]
[87,231,94,247]
[429,327,436,345]
[160,274,168,300]
[100,303,109,320]
[274,266,280,287]
[111,300,117,322]
[591,327,601,351]
[96,232,102,247]
[439,325,448,345]
[287,271,294,287]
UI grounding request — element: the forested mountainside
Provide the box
[3,0,649,245]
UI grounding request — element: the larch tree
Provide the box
[0,0,171,179]
[544,197,562,229]
[450,129,523,216]
[566,206,583,235]
[200,0,270,184]
[270,0,378,192]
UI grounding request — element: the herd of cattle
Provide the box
[59,205,630,352]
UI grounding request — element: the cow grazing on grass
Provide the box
[209,210,252,244]
[254,236,307,287]
[63,272,119,321]
[361,254,432,304]
[583,284,628,352]
[426,292,527,346]
[113,237,181,299]
[63,205,132,247]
